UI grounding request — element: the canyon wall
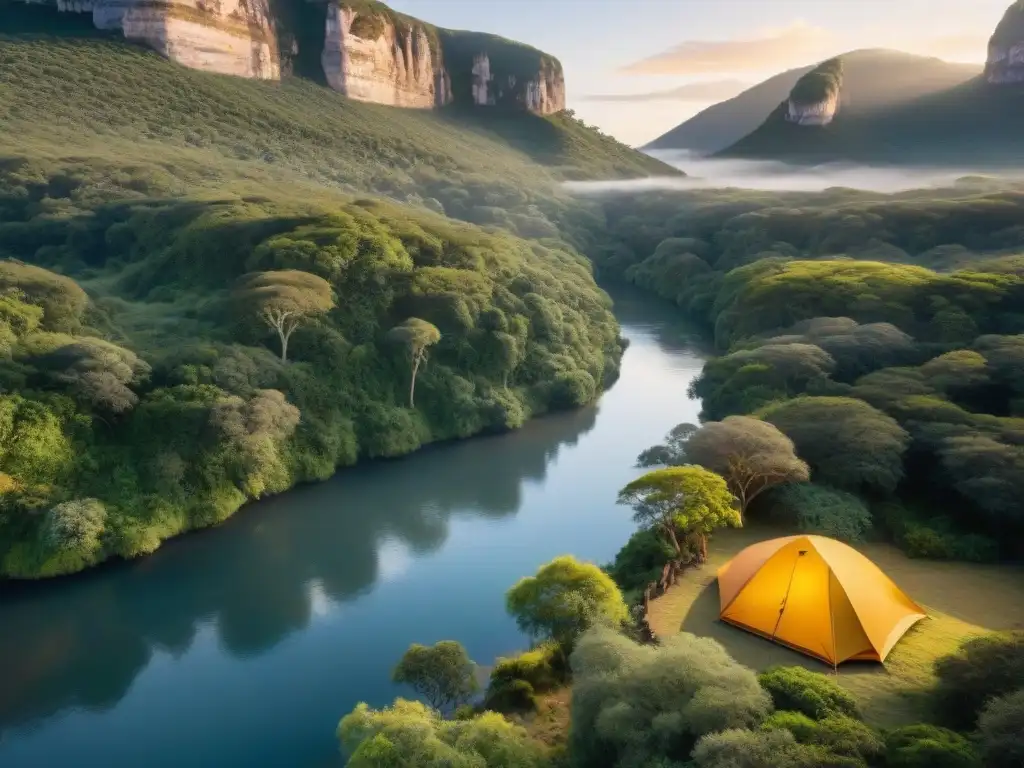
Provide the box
[22,0,566,114]
[986,1,1024,83]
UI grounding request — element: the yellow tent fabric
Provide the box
[717,535,926,665]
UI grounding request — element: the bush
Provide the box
[978,689,1024,768]
[570,625,771,766]
[483,679,537,713]
[769,483,872,543]
[757,666,860,720]
[932,632,1024,729]
[693,728,867,768]
[884,724,980,768]
[486,641,564,699]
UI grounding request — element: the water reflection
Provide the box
[0,405,598,733]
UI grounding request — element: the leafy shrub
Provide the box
[757,666,860,720]
[978,689,1024,768]
[884,724,980,768]
[570,626,772,766]
[486,641,564,704]
[483,679,537,713]
[769,483,872,543]
[932,632,1024,729]
[763,711,881,762]
[693,727,867,768]
[337,699,546,766]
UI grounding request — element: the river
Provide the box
[0,289,709,768]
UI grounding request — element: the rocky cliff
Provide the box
[784,57,843,126]
[322,2,451,108]
[986,1,1024,83]
[88,0,279,80]
[23,0,565,114]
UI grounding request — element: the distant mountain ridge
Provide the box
[714,1,1024,166]
[647,49,981,155]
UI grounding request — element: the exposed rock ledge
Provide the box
[323,3,451,108]
[987,1,1024,83]
[785,91,840,126]
[784,57,843,127]
[92,0,279,80]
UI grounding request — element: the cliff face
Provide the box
[91,0,279,80]
[784,57,844,127]
[322,3,451,108]
[469,52,566,114]
[26,0,566,114]
[785,90,839,125]
[986,1,1024,83]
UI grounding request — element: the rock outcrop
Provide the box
[468,52,565,114]
[23,0,566,114]
[986,1,1024,83]
[784,57,843,126]
[85,0,280,80]
[322,3,451,108]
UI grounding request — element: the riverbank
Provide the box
[0,294,708,768]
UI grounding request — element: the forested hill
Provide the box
[0,17,671,580]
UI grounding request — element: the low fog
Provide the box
[564,149,1024,195]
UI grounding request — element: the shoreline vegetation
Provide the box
[0,19,676,580]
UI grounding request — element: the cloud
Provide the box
[581,79,750,103]
[620,21,834,76]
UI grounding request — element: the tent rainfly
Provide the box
[717,535,927,665]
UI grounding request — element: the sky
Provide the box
[386,0,1011,146]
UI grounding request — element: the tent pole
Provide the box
[771,549,806,642]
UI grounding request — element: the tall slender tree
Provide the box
[235,270,334,362]
[388,317,441,408]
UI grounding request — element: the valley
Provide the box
[2,1,1024,767]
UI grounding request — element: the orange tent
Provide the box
[717,535,926,665]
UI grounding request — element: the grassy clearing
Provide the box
[647,524,1024,726]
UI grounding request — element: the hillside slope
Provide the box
[648,49,980,156]
[720,73,1024,166]
[0,22,673,579]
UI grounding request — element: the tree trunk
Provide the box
[700,533,708,563]
[279,327,291,363]
[663,523,681,555]
[409,351,421,408]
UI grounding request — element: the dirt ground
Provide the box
[646,524,1024,726]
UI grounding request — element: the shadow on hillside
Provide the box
[2,5,117,37]
[439,105,567,166]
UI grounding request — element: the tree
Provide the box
[234,270,334,362]
[505,555,629,650]
[638,416,809,521]
[770,483,872,543]
[978,689,1024,768]
[390,641,479,714]
[43,498,107,555]
[337,699,545,768]
[33,337,151,414]
[760,396,910,494]
[617,466,740,557]
[570,625,772,767]
[387,317,441,408]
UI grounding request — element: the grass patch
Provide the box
[647,524,1024,725]
[515,687,573,751]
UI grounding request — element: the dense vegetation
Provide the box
[0,14,679,578]
[338,543,1024,767]
[589,182,1024,560]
